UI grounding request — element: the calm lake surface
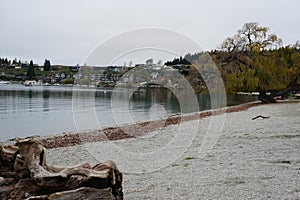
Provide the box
[0,84,257,141]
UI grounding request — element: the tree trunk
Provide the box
[258,84,300,103]
[258,90,276,103]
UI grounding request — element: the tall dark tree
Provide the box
[43,59,51,71]
[27,60,36,80]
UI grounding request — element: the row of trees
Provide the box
[0,58,52,80]
[0,57,22,66]
[165,22,300,102]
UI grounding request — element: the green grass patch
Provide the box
[184,156,197,160]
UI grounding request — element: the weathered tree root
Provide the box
[0,138,123,200]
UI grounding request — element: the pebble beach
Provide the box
[45,101,300,199]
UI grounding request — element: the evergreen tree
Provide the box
[27,60,36,80]
[44,59,51,71]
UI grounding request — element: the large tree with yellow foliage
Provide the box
[218,22,299,102]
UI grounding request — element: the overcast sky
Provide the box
[0,0,299,65]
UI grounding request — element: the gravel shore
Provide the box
[46,101,300,199]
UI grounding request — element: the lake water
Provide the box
[0,84,257,141]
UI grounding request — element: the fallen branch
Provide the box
[252,115,270,120]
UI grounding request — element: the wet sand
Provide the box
[46,101,300,199]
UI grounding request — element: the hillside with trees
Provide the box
[165,22,300,102]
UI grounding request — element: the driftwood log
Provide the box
[0,138,123,200]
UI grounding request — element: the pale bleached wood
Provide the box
[0,138,123,200]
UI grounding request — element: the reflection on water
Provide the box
[0,84,257,141]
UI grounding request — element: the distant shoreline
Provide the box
[34,99,299,149]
